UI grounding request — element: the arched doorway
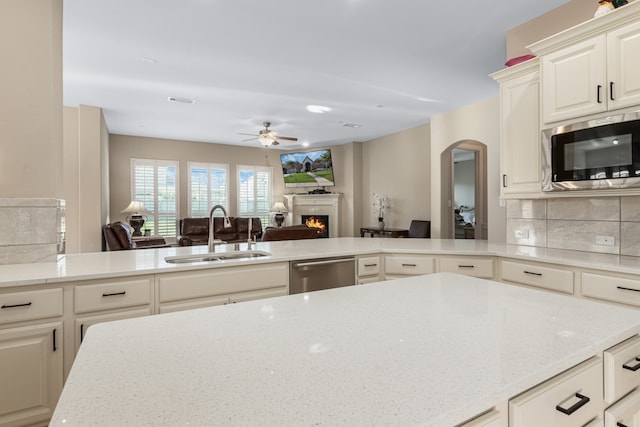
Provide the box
[440,140,488,240]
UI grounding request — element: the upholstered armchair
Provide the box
[103,222,169,250]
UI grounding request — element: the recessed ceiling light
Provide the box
[302,142,310,147]
[306,105,331,114]
[341,122,361,128]
[141,57,157,63]
[168,96,196,104]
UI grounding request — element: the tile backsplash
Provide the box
[507,196,640,256]
[0,198,65,264]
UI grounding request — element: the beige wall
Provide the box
[430,97,505,242]
[506,0,594,60]
[109,135,360,236]
[0,0,63,198]
[63,105,109,253]
[361,124,431,230]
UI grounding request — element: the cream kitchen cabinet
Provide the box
[383,254,434,279]
[604,388,640,427]
[156,262,288,313]
[500,259,574,294]
[0,288,64,427]
[491,58,542,197]
[357,255,382,284]
[73,276,154,353]
[438,256,495,279]
[535,5,640,124]
[581,271,640,308]
[509,357,603,427]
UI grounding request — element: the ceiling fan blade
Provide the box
[271,140,280,146]
[277,136,298,141]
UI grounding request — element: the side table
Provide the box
[360,227,409,238]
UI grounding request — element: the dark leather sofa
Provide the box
[103,222,170,251]
[177,217,262,246]
[261,224,319,241]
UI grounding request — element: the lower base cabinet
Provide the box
[0,322,63,427]
[604,388,640,427]
[75,308,153,351]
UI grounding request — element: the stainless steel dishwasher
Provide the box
[289,256,356,294]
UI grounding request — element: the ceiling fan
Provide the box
[239,121,298,147]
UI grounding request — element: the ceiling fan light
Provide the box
[258,134,273,147]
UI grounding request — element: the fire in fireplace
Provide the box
[302,215,329,238]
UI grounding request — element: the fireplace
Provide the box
[302,215,329,238]
[283,193,341,238]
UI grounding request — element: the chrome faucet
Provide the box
[208,205,231,252]
[247,218,256,250]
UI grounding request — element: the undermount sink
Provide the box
[164,250,271,264]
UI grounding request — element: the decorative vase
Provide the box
[594,0,615,17]
[378,217,385,230]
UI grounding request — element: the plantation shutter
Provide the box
[238,165,272,225]
[131,159,179,236]
[188,163,228,217]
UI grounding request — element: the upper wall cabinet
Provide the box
[530,2,640,125]
[491,58,542,197]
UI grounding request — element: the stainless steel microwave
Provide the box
[542,112,640,192]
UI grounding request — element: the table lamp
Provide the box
[271,202,288,227]
[121,201,149,236]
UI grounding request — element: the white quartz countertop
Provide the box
[50,273,640,426]
[4,238,640,287]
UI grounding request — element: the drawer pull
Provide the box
[524,270,542,276]
[622,357,640,371]
[102,291,126,297]
[364,264,378,267]
[617,286,640,293]
[402,263,417,267]
[458,265,475,268]
[1,302,32,309]
[556,393,590,415]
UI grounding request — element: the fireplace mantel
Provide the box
[283,193,341,238]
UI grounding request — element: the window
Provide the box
[188,162,228,217]
[131,159,179,236]
[238,165,272,225]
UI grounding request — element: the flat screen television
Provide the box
[280,148,335,189]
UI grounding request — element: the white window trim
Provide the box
[130,158,180,237]
[187,162,229,217]
[237,164,273,223]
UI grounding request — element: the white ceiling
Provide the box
[63,0,567,150]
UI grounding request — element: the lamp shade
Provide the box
[271,202,287,213]
[121,201,149,215]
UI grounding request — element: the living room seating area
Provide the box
[177,217,263,246]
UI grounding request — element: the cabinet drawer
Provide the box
[604,388,640,427]
[75,307,152,351]
[500,260,574,294]
[158,262,289,303]
[604,335,640,404]
[75,278,152,314]
[0,288,63,324]
[581,272,640,307]
[358,256,381,277]
[509,357,603,427]
[439,257,494,279]
[384,255,434,276]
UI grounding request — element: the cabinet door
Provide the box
[75,308,152,352]
[0,322,63,426]
[541,35,607,124]
[499,62,542,196]
[604,388,640,427]
[607,20,640,111]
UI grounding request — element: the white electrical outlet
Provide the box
[596,235,615,246]
[514,229,529,239]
